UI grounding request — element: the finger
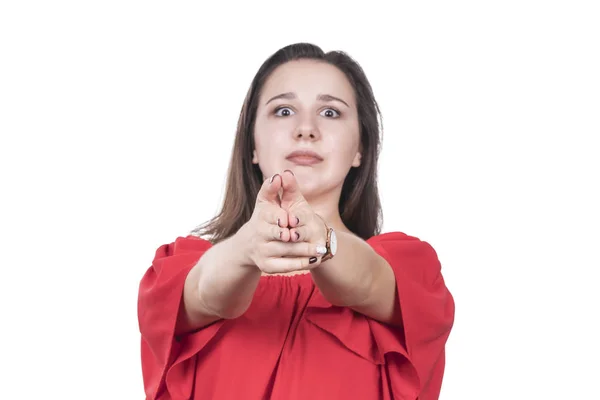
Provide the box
[289,225,310,243]
[263,241,327,258]
[280,170,306,209]
[256,173,282,205]
[287,207,313,228]
[290,225,328,245]
[259,204,290,228]
[261,221,291,242]
[260,256,322,274]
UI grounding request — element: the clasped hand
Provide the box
[241,169,328,274]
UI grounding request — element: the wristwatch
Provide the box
[319,218,337,262]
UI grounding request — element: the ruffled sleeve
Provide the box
[137,235,225,400]
[306,232,455,400]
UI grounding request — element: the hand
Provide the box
[239,173,326,274]
[279,170,329,267]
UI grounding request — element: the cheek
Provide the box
[254,125,290,164]
[323,131,360,170]
[255,119,293,147]
[322,122,360,152]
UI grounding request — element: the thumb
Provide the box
[256,173,282,205]
[280,170,305,208]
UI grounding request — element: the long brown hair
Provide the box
[192,43,383,243]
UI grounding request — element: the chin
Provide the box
[296,178,326,201]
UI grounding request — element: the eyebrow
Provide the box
[265,92,350,108]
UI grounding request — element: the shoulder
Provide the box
[366,230,439,254]
[365,231,442,277]
[152,234,213,260]
[366,231,421,243]
[366,231,436,253]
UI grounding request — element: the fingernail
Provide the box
[279,231,282,239]
[295,217,299,225]
[309,257,318,264]
[316,245,327,255]
[284,169,294,176]
[295,231,300,241]
[269,174,280,184]
[277,218,281,227]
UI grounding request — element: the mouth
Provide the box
[285,150,324,166]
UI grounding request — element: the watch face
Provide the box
[330,229,337,255]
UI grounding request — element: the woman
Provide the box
[138,43,455,400]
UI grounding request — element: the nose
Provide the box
[293,116,320,141]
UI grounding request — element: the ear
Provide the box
[351,151,362,167]
[252,149,259,164]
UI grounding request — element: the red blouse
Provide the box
[138,232,455,399]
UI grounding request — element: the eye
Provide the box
[274,107,295,117]
[320,108,340,118]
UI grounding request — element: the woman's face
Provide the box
[253,59,361,200]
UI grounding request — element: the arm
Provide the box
[177,228,261,335]
[277,171,401,327]
[177,173,325,335]
[310,230,402,326]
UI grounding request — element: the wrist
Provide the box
[232,223,257,269]
[314,214,336,262]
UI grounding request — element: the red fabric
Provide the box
[138,232,455,399]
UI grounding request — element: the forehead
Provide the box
[261,60,355,105]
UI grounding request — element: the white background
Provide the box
[1,1,599,399]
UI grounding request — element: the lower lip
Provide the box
[287,156,322,166]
